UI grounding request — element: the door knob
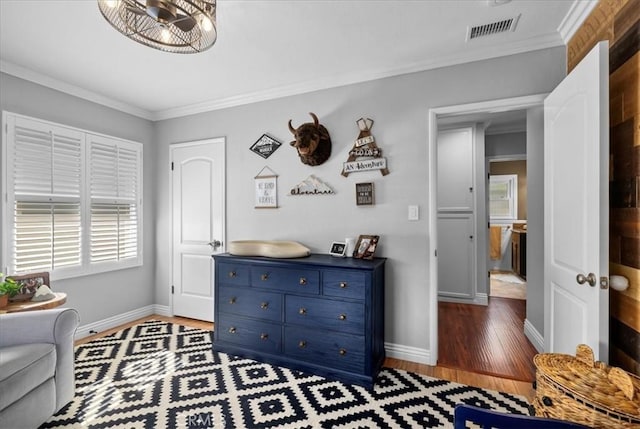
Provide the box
[576,273,597,287]
[208,240,222,250]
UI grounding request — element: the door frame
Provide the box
[427,94,546,365]
[169,137,227,317]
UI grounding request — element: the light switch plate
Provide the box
[408,205,419,221]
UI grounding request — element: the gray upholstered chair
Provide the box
[0,308,79,428]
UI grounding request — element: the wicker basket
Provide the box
[533,344,640,428]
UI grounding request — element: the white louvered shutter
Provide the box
[88,135,141,263]
[9,117,84,273]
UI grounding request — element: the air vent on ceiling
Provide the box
[467,14,520,41]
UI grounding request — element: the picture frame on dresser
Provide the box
[353,235,379,259]
[329,242,346,257]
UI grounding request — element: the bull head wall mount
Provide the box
[288,112,332,166]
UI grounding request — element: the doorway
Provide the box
[170,138,226,322]
[428,94,546,370]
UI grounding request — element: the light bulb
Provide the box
[201,16,213,32]
[105,0,120,8]
[161,27,171,43]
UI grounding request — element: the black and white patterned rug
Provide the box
[42,320,530,428]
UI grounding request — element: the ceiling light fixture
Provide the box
[97,0,217,54]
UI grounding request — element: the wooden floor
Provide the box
[438,297,538,383]
[76,314,535,402]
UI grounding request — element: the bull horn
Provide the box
[309,112,319,127]
[288,119,296,135]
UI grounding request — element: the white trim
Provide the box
[0,61,153,121]
[524,318,544,353]
[75,304,170,339]
[427,93,547,368]
[557,0,599,44]
[438,293,488,306]
[385,342,431,365]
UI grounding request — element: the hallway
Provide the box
[437,297,538,382]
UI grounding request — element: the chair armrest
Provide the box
[0,308,79,348]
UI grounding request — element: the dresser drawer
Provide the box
[216,315,281,353]
[323,270,366,300]
[218,286,282,322]
[285,295,364,334]
[251,266,320,295]
[217,262,250,287]
[284,326,364,373]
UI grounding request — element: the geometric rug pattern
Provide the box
[42,320,530,428]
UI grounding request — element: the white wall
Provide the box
[0,73,156,327]
[154,47,566,357]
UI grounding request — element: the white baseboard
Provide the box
[524,318,544,353]
[385,342,432,365]
[75,304,171,339]
[438,293,488,306]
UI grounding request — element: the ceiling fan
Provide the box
[97,0,217,54]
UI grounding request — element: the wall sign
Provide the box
[341,118,390,177]
[255,166,278,208]
[289,175,334,195]
[356,182,374,205]
[250,134,282,159]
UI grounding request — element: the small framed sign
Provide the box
[255,166,278,209]
[250,134,282,159]
[356,182,374,205]
[329,242,347,257]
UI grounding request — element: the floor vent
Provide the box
[467,14,520,41]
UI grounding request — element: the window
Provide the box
[3,113,142,279]
[489,174,518,221]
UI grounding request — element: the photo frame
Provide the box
[7,272,50,302]
[353,235,379,260]
[329,242,347,257]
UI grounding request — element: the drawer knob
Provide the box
[299,277,307,285]
[228,271,236,278]
[228,327,237,334]
[260,333,269,340]
[229,297,236,304]
[339,348,347,356]
[298,340,307,348]
[260,302,268,309]
[340,282,347,288]
[299,307,307,315]
[338,313,347,321]
[261,273,269,281]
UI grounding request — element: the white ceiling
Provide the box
[0,0,594,121]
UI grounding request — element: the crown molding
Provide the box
[0,60,154,121]
[152,32,564,120]
[557,0,599,43]
[3,31,564,122]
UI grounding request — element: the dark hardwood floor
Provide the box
[438,297,538,382]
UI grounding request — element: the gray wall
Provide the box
[526,106,545,347]
[154,46,566,354]
[486,132,527,158]
[0,73,156,326]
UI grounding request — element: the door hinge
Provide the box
[434,249,437,257]
[171,285,174,294]
[488,271,491,278]
[171,162,174,171]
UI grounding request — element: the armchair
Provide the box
[0,308,79,428]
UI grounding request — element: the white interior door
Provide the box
[544,41,609,360]
[437,127,476,302]
[171,138,225,322]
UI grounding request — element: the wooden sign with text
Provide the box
[341,118,389,177]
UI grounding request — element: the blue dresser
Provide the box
[212,253,386,388]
